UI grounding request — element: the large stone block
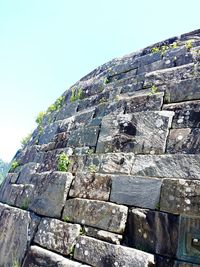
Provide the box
[160,179,200,216]
[96,111,173,154]
[22,245,89,267]
[29,171,73,217]
[167,128,200,154]
[163,100,200,128]
[0,203,40,267]
[110,175,162,209]
[69,172,111,201]
[74,236,155,267]
[131,154,200,179]
[62,198,128,234]
[125,208,179,257]
[34,218,81,256]
[16,162,39,184]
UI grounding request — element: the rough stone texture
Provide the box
[125,208,179,257]
[62,198,128,234]
[96,111,174,154]
[69,172,111,201]
[34,218,81,256]
[0,203,40,267]
[0,29,200,266]
[29,171,74,217]
[74,236,155,267]
[160,179,200,216]
[22,245,89,267]
[110,175,162,209]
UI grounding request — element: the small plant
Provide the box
[21,133,32,147]
[69,245,75,259]
[47,96,64,113]
[87,148,94,155]
[160,45,169,55]
[104,77,109,84]
[170,41,178,49]
[36,111,46,125]
[77,87,82,100]
[21,198,29,210]
[57,152,71,172]
[70,88,76,102]
[115,95,120,101]
[151,47,160,53]
[88,164,97,173]
[155,202,160,210]
[63,215,71,222]
[12,259,20,267]
[10,161,20,172]
[80,226,86,235]
[185,40,193,50]
[70,87,82,102]
[150,85,158,94]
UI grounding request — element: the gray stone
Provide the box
[17,162,39,184]
[0,203,40,267]
[22,245,88,267]
[56,101,79,121]
[163,100,200,128]
[96,111,174,154]
[78,91,110,111]
[160,178,200,216]
[69,172,111,201]
[131,154,200,179]
[39,121,61,145]
[167,128,200,154]
[62,198,128,234]
[125,208,179,257]
[137,58,174,75]
[74,236,155,267]
[84,226,122,245]
[29,171,73,217]
[34,218,81,256]
[110,175,162,209]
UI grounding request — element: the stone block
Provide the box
[160,179,200,216]
[96,111,174,154]
[62,198,128,234]
[110,175,162,209]
[74,236,155,267]
[131,154,200,179]
[34,218,81,256]
[69,172,111,201]
[0,203,40,267]
[17,162,39,184]
[125,208,179,257]
[38,121,61,145]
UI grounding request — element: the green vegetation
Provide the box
[70,87,82,102]
[150,85,158,94]
[57,152,71,172]
[185,40,193,50]
[47,96,64,113]
[88,164,97,173]
[10,161,20,172]
[80,226,86,235]
[63,215,71,222]
[151,42,178,55]
[21,133,32,147]
[21,198,29,210]
[12,259,20,267]
[104,77,109,84]
[69,245,75,259]
[36,111,46,125]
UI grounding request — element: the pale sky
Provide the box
[0,0,200,162]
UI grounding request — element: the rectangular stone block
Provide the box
[125,208,179,257]
[29,171,73,217]
[110,175,162,209]
[62,198,128,234]
[163,100,200,128]
[17,162,39,184]
[131,154,200,179]
[69,172,111,201]
[34,218,81,256]
[0,203,40,267]
[22,245,88,267]
[166,128,200,154]
[96,111,174,154]
[160,179,200,216]
[74,236,155,267]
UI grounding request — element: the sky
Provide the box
[0,0,199,162]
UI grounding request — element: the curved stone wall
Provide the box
[0,29,200,267]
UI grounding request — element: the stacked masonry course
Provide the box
[0,29,200,267]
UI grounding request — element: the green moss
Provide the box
[57,152,71,172]
[10,161,20,172]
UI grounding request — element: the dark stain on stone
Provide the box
[119,122,136,136]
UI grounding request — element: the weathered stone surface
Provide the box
[177,215,200,264]
[155,256,200,267]
[17,162,39,184]
[29,171,73,217]
[160,179,200,216]
[22,245,89,267]
[125,91,164,113]
[56,101,79,121]
[96,111,173,154]
[137,58,174,75]
[69,172,111,201]
[74,236,155,267]
[0,203,40,267]
[62,198,128,234]
[34,218,81,256]
[163,100,200,128]
[84,226,122,245]
[167,128,200,154]
[131,154,200,179]
[125,208,179,257]
[110,175,162,209]
[39,121,61,145]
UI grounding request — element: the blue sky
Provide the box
[0,0,199,162]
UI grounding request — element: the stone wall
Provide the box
[0,29,200,267]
